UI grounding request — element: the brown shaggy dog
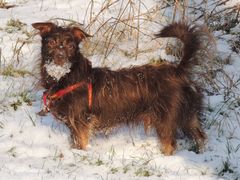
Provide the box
[32,22,207,155]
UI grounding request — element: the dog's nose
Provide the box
[54,50,67,66]
[55,50,67,59]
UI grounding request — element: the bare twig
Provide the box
[135,0,141,60]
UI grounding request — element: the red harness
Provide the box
[43,81,93,112]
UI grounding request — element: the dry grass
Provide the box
[0,0,16,9]
[80,0,167,63]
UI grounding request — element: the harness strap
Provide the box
[87,83,93,111]
[43,81,93,111]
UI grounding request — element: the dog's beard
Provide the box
[44,61,72,81]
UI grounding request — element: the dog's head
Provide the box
[32,22,91,80]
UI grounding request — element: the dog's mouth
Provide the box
[44,61,72,81]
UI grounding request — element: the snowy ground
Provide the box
[0,0,240,179]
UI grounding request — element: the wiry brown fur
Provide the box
[33,22,207,155]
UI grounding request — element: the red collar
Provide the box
[43,81,93,111]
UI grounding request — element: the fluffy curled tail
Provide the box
[155,22,206,74]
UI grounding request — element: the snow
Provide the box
[0,0,240,179]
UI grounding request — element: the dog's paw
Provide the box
[86,144,92,149]
[71,142,89,151]
[71,143,82,150]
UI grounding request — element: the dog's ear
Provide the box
[32,22,55,36]
[71,27,92,42]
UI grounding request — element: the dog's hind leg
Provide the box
[154,115,177,155]
[143,116,152,135]
[156,125,177,155]
[183,114,206,153]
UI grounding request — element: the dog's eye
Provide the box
[48,39,56,47]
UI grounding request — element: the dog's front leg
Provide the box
[68,121,90,150]
[70,127,90,150]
